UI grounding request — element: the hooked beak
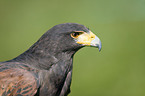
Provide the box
[90,35,102,51]
[76,31,102,51]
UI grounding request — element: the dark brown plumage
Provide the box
[0,23,101,96]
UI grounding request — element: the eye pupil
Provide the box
[73,32,79,37]
[71,32,83,38]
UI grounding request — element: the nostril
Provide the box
[91,36,94,38]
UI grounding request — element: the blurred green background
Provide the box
[0,0,145,96]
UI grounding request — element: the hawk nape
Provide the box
[0,23,101,96]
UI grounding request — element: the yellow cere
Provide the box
[76,31,96,46]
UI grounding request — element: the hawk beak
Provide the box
[90,35,102,51]
[76,31,102,51]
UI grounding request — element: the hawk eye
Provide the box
[71,32,83,38]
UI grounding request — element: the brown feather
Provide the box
[0,62,39,96]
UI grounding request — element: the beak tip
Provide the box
[99,47,101,52]
[96,43,101,52]
[98,40,102,52]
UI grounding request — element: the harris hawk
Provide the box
[0,23,101,96]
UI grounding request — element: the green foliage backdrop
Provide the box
[0,0,145,96]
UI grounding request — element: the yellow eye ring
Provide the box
[71,31,84,38]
